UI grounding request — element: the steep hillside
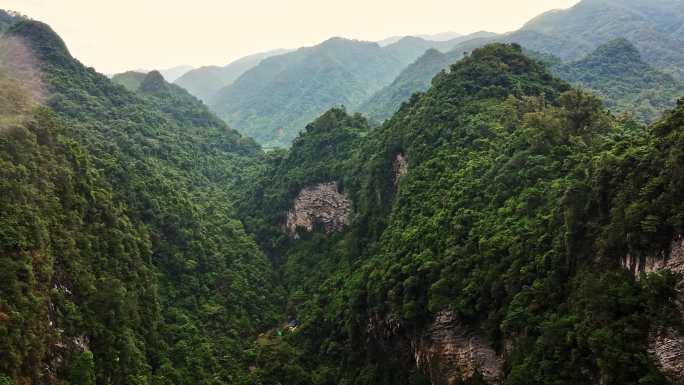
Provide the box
[358,48,462,122]
[174,49,289,103]
[211,37,409,147]
[241,44,684,385]
[0,68,160,385]
[362,0,684,123]
[0,10,22,32]
[363,37,683,123]
[553,39,684,122]
[519,0,684,78]
[1,19,281,385]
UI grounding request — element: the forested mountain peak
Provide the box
[7,20,72,68]
[318,36,376,49]
[553,38,683,122]
[518,0,684,77]
[4,2,684,385]
[238,41,684,383]
[137,70,169,94]
[584,38,643,66]
[0,9,23,32]
[173,48,290,103]
[210,36,409,147]
[110,70,147,91]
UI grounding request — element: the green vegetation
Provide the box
[552,39,684,123]
[240,44,684,384]
[362,39,684,125]
[358,48,463,122]
[0,10,22,32]
[110,70,147,91]
[210,38,404,147]
[210,37,469,147]
[3,3,684,385]
[1,19,280,385]
[520,0,684,79]
[174,49,289,103]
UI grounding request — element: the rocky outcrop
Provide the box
[412,311,503,385]
[285,182,351,238]
[392,153,408,186]
[646,237,684,382]
[623,237,684,382]
[365,311,502,384]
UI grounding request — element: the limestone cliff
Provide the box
[413,311,503,385]
[366,311,503,385]
[392,153,408,186]
[622,237,684,381]
[285,182,352,238]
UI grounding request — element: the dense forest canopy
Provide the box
[1,17,280,385]
[2,1,684,385]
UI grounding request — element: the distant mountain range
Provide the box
[110,65,193,85]
[136,65,194,82]
[210,37,410,146]
[360,0,684,124]
[198,0,684,146]
[174,49,290,103]
[4,3,684,385]
[206,32,496,147]
[377,31,464,46]
[111,70,147,91]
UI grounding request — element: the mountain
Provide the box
[174,49,290,103]
[363,37,684,123]
[360,0,684,123]
[240,43,684,385]
[418,31,463,41]
[518,0,684,78]
[211,37,413,147]
[136,64,193,82]
[1,19,279,385]
[209,33,500,147]
[110,70,147,91]
[0,10,22,32]
[358,48,463,122]
[378,31,463,46]
[111,66,192,86]
[553,38,684,122]
[5,6,684,385]
[381,36,444,67]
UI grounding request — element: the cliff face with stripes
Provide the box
[285,182,352,238]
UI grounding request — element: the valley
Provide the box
[2,1,684,385]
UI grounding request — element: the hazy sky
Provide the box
[3,0,580,74]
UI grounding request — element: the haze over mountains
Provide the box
[115,0,684,147]
[2,2,684,385]
[174,49,291,103]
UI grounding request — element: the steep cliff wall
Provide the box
[366,311,503,385]
[392,153,408,186]
[413,311,503,385]
[647,238,684,382]
[285,182,352,238]
[622,237,684,382]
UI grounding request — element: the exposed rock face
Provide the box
[392,152,408,186]
[647,237,684,382]
[413,311,503,385]
[623,237,684,381]
[285,182,351,238]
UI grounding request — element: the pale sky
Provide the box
[2,0,580,74]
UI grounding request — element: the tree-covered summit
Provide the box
[239,43,683,384]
